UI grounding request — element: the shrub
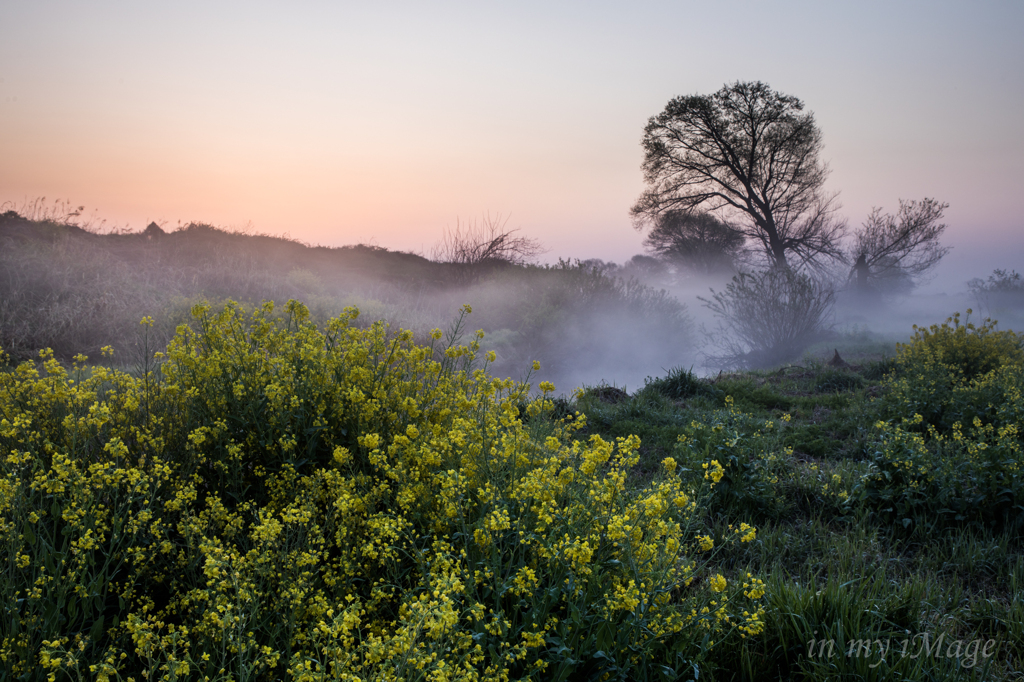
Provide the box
[855,400,1024,531]
[895,311,1023,382]
[430,213,543,285]
[702,269,835,369]
[884,312,1023,431]
[856,314,1024,530]
[0,302,764,681]
[673,397,797,521]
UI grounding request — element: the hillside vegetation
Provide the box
[0,211,690,390]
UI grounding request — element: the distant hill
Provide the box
[0,210,444,289]
[0,210,694,391]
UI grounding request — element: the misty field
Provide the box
[0,211,693,394]
[2,212,1023,681]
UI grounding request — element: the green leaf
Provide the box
[21,522,35,547]
[90,615,105,645]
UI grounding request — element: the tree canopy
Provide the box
[632,81,845,269]
[643,210,745,275]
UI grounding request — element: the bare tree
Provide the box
[433,213,542,266]
[968,269,1024,314]
[432,214,543,284]
[631,81,846,270]
[848,198,950,293]
[701,268,836,368]
[643,210,745,275]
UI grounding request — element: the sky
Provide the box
[1,0,1022,291]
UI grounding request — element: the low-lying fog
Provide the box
[1,213,1020,396]
[531,254,1023,392]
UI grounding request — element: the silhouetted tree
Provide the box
[621,254,668,278]
[702,268,835,368]
[968,269,1024,314]
[432,214,543,285]
[848,198,950,294]
[643,210,745,275]
[632,81,845,270]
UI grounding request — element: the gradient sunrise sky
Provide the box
[1,1,1021,285]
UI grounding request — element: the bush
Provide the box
[702,269,835,369]
[673,397,798,521]
[430,213,543,285]
[856,313,1024,530]
[855,397,1024,531]
[896,311,1023,381]
[883,312,1023,430]
[0,301,764,681]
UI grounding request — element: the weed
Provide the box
[642,365,720,401]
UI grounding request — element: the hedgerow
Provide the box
[0,301,764,681]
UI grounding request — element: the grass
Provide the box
[567,356,1024,680]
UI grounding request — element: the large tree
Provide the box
[632,81,845,269]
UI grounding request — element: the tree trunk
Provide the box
[764,217,788,268]
[769,241,788,268]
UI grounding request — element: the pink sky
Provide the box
[2,1,1021,290]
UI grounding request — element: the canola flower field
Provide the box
[1,302,763,682]
[1,302,1022,681]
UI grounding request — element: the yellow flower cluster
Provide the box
[861,312,1024,528]
[675,403,793,518]
[0,301,766,679]
[898,310,1023,380]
